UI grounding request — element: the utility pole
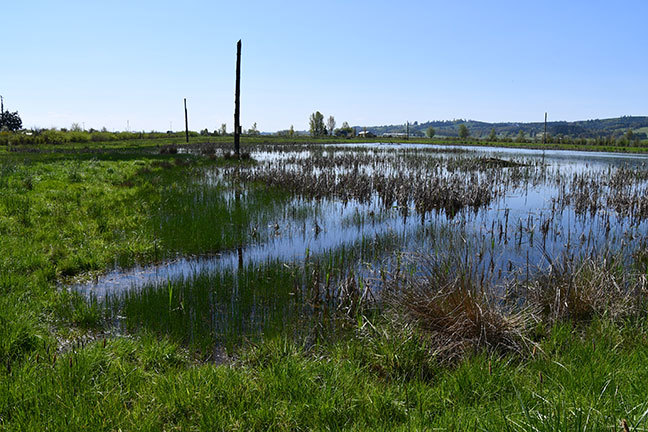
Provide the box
[0,95,3,117]
[234,39,242,156]
[184,98,189,143]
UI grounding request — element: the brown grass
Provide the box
[381,253,532,362]
[526,254,648,323]
[376,251,648,363]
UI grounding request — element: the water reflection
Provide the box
[75,144,648,300]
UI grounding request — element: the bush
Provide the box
[42,130,69,145]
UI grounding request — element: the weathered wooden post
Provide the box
[184,98,189,143]
[234,40,242,156]
[543,112,547,145]
[542,112,547,162]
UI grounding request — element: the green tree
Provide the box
[0,111,22,132]
[219,124,227,135]
[289,125,295,137]
[247,122,260,136]
[327,116,336,135]
[309,111,327,137]
[425,126,435,138]
[335,121,354,137]
[488,128,497,141]
[458,124,469,139]
[626,128,634,141]
[516,130,525,143]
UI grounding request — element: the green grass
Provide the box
[3,140,648,430]
[2,132,648,154]
[3,319,648,430]
[0,149,268,368]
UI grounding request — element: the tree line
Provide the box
[309,111,354,137]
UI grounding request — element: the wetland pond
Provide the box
[74,143,648,349]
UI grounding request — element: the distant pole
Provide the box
[543,112,547,145]
[0,95,3,117]
[184,98,189,143]
[406,121,409,140]
[234,40,242,156]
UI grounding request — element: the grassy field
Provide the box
[2,130,648,154]
[2,140,648,430]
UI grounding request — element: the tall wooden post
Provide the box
[543,112,547,145]
[542,112,548,162]
[234,40,242,156]
[184,98,189,143]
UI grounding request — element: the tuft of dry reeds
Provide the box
[526,254,648,323]
[376,250,648,363]
[159,144,178,154]
[380,253,533,362]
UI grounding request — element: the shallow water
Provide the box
[75,143,648,298]
[72,143,648,347]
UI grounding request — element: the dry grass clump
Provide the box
[223,150,251,160]
[382,254,532,362]
[159,144,178,154]
[372,252,648,369]
[526,254,648,323]
[380,252,648,363]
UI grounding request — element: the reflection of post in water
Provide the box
[235,188,244,269]
[234,40,242,156]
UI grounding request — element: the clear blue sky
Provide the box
[2,0,647,132]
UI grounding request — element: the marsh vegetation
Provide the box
[49,142,646,391]
[5,140,648,429]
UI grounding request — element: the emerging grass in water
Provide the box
[147,174,292,260]
[106,229,407,352]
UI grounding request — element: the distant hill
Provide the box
[355,116,648,140]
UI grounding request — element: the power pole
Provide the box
[0,95,3,117]
[234,40,242,156]
[184,98,189,143]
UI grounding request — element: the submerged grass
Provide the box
[107,229,408,352]
[148,173,290,260]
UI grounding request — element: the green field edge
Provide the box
[2,133,648,154]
